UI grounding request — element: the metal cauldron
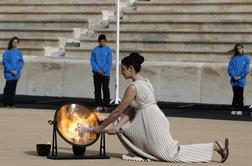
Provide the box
[53,103,100,147]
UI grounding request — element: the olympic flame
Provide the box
[57,105,99,145]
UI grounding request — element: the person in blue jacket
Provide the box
[228,43,250,116]
[90,34,112,111]
[2,37,24,108]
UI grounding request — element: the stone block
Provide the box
[62,60,93,98]
[26,59,64,96]
[159,62,201,102]
[200,63,231,104]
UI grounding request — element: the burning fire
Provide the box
[57,104,99,145]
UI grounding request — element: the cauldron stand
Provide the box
[47,120,110,160]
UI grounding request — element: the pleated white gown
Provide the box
[118,79,213,162]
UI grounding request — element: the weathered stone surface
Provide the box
[0,57,251,104]
[159,62,201,103]
[25,59,64,96]
[200,63,231,104]
[62,60,93,98]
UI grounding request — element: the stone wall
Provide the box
[1,57,251,105]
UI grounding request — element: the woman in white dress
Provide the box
[94,52,229,163]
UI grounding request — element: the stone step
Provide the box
[73,41,252,53]
[64,46,252,62]
[80,39,252,50]
[146,0,252,4]
[135,1,252,12]
[2,35,251,55]
[0,0,249,4]
[0,27,73,38]
[0,47,44,56]
[86,29,252,42]
[0,11,103,20]
[0,37,59,48]
[0,0,114,4]
[0,19,88,28]
[0,3,116,12]
[3,34,252,56]
[123,11,252,21]
[109,21,252,32]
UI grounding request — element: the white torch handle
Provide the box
[79,127,123,134]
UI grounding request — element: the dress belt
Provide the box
[138,102,157,110]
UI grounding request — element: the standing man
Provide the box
[90,34,112,111]
[2,36,24,108]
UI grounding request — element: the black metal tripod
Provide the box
[47,120,110,160]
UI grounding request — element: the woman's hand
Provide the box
[93,126,102,134]
[108,126,119,135]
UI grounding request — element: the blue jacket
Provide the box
[228,54,250,87]
[90,45,112,76]
[2,49,24,80]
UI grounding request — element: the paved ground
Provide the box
[0,107,251,166]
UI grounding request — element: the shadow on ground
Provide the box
[1,95,251,122]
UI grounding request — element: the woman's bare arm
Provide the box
[115,108,135,129]
[94,84,136,133]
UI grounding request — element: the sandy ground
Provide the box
[0,107,251,166]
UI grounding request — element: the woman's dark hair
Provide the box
[8,36,19,50]
[121,52,144,73]
[233,43,244,56]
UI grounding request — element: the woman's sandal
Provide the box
[215,138,229,163]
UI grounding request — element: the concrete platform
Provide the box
[0,107,251,166]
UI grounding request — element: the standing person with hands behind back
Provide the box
[90,34,112,112]
[228,43,250,116]
[2,36,24,109]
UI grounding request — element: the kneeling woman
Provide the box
[94,52,229,163]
